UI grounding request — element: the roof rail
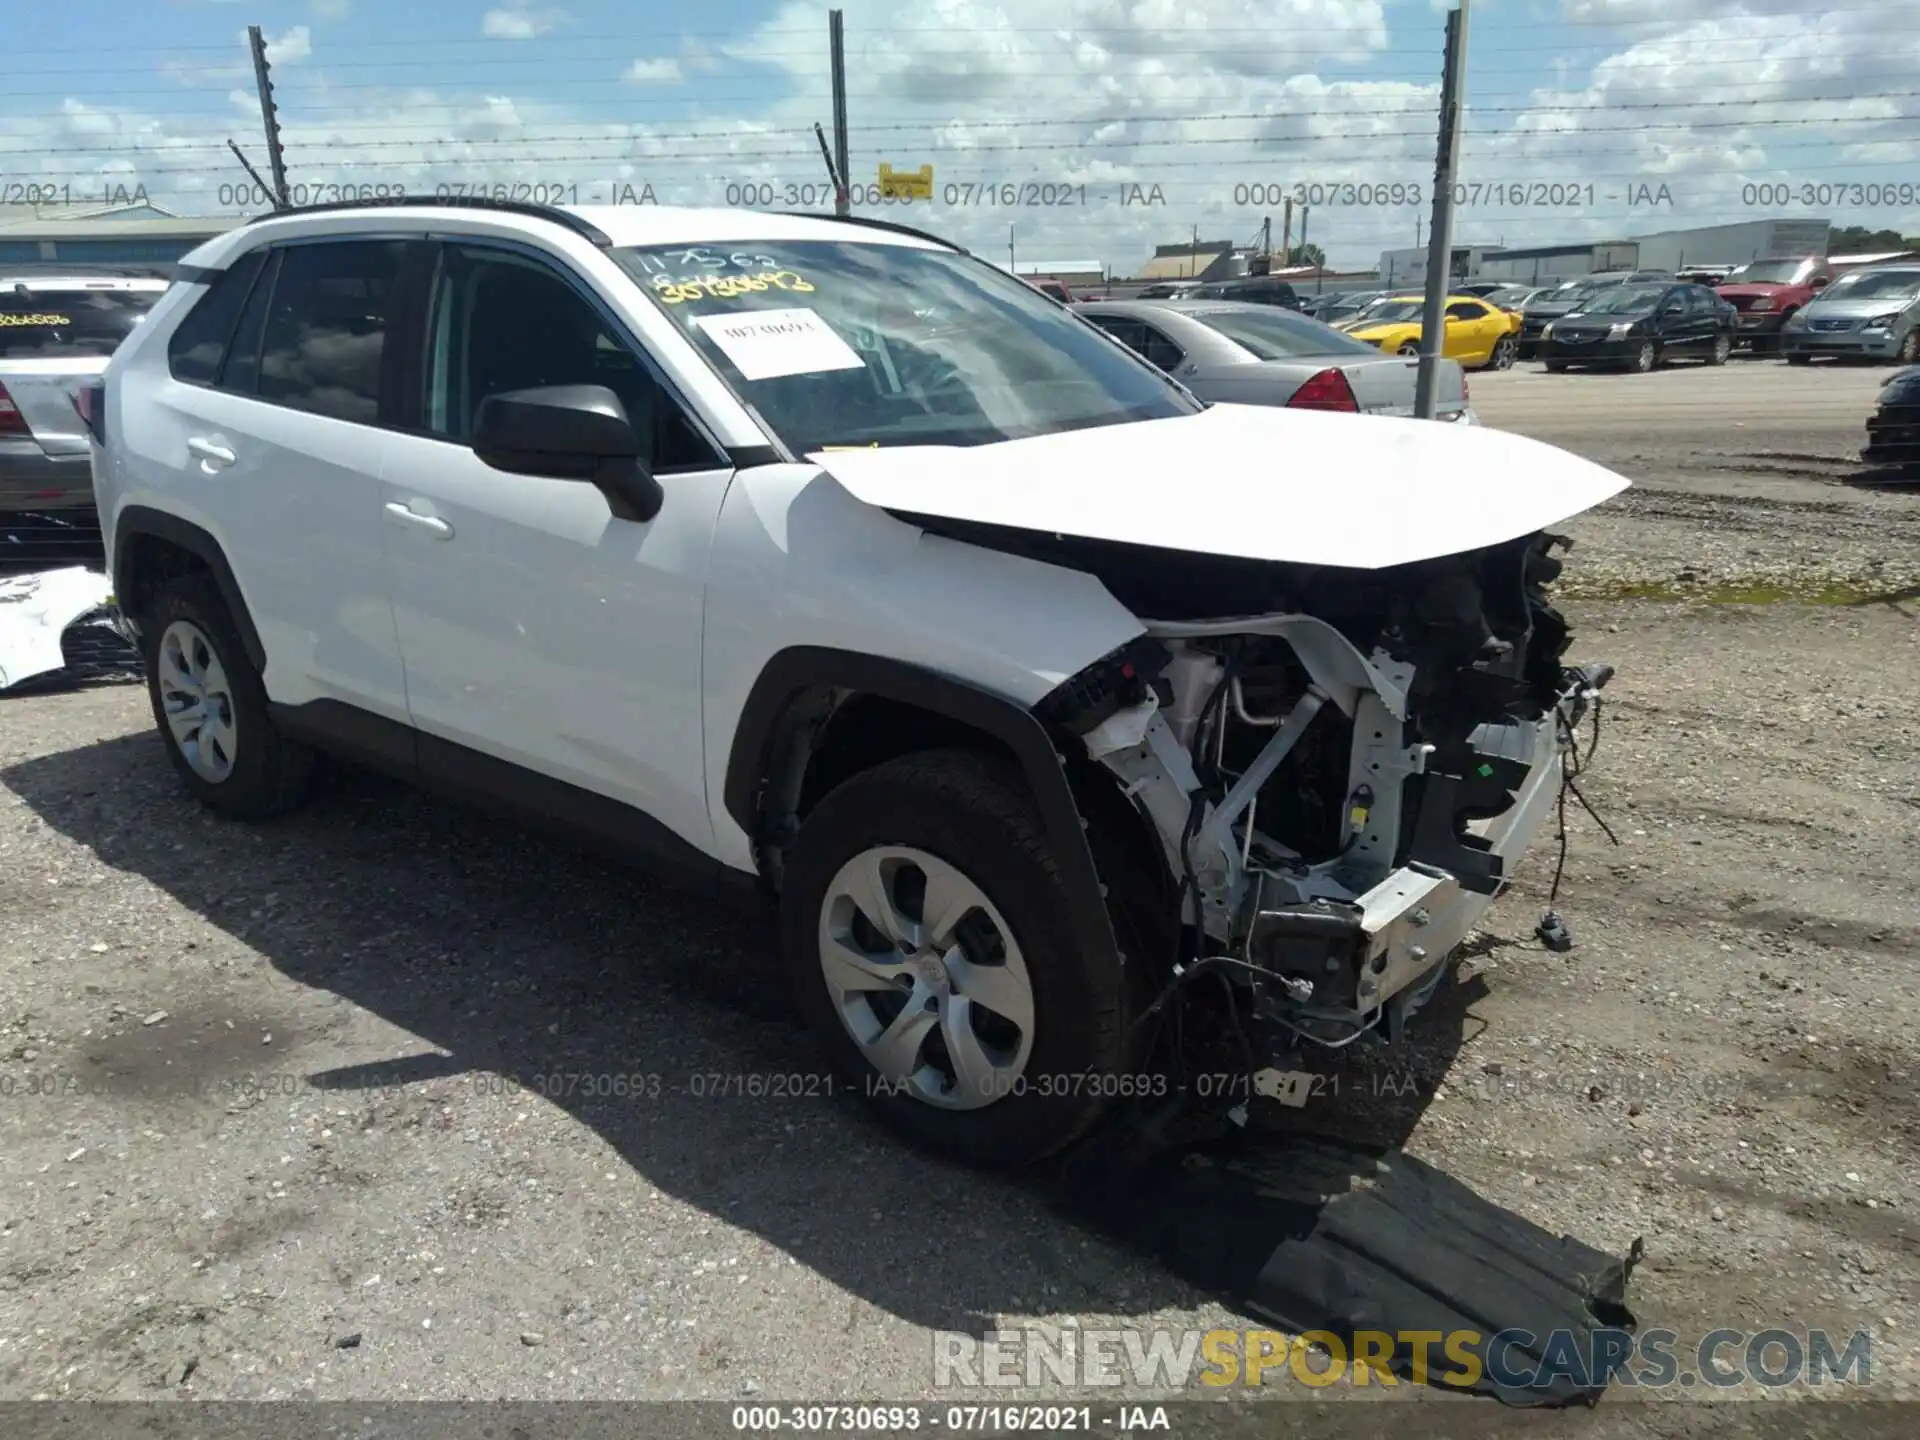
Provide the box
[772,211,969,255]
[242,194,612,247]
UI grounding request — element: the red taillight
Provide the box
[0,381,27,437]
[1287,368,1360,412]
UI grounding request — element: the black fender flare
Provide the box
[723,646,1122,979]
[112,505,266,673]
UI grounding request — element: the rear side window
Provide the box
[1,286,164,360]
[219,250,281,395]
[257,241,407,424]
[167,250,268,383]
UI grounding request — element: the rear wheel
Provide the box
[1397,341,1421,357]
[1896,330,1919,364]
[1488,336,1517,371]
[1544,360,1568,373]
[1707,334,1731,366]
[779,749,1128,1169]
[140,574,313,820]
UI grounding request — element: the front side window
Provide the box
[422,244,715,471]
[615,239,1197,453]
[257,240,407,424]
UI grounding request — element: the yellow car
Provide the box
[1343,293,1523,370]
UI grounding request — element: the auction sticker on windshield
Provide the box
[692,306,864,381]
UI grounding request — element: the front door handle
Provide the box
[383,502,454,540]
[187,436,235,469]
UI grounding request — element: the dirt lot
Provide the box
[0,360,1916,1418]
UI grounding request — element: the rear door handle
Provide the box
[383,501,454,540]
[187,437,236,469]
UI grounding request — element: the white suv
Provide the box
[89,199,1627,1167]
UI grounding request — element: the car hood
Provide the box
[1346,322,1412,340]
[1716,283,1795,300]
[807,403,1630,571]
[1803,294,1920,318]
[1524,300,1586,318]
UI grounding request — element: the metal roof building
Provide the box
[0,202,238,264]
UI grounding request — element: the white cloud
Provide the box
[624,58,685,85]
[13,0,1918,270]
[311,0,351,17]
[265,25,314,65]
[481,5,567,40]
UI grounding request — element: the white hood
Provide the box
[808,402,1629,570]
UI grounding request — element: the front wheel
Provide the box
[778,749,1130,1169]
[1544,359,1568,373]
[1629,341,1657,373]
[1896,329,1919,364]
[1785,352,1813,366]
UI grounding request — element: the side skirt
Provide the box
[268,699,762,907]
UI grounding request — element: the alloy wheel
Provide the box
[157,620,238,783]
[1635,342,1656,372]
[1491,337,1516,370]
[816,846,1036,1111]
[1713,335,1730,363]
[1900,330,1919,364]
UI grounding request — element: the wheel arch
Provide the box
[723,647,1126,979]
[112,506,265,673]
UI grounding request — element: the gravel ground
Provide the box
[0,361,1916,1418]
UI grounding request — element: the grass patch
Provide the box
[1563,578,1898,606]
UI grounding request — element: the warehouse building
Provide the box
[1375,244,1504,289]
[1462,218,1835,284]
[1010,259,1107,287]
[0,202,236,265]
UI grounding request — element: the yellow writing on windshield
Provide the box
[0,313,72,327]
[655,271,815,305]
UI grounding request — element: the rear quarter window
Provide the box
[168,250,269,384]
[0,287,163,360]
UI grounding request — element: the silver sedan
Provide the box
[1075,299,1473,422]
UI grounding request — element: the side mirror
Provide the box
[472,384,665,524]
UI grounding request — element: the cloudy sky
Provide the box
[5,0,1916,272]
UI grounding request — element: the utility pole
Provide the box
[1261,215,1271,267]
[1299,205,1315,289]
[1008,225,1015,271]
[1191,223,1199,277]
[829,11,851,215]
[1281,197,1293,265]
[1415,2,1469,420]
[246,24,290,209]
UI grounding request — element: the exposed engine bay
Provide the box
[994,521,1617,1097]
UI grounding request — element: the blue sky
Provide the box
[6,1,1916,269]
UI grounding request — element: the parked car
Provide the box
[1675,266,1733,287]
[2,270,171,518]
[1456,282,1534,310]
[1024,277,1073,305]
[1862,365,1920,472]
[1183,276,1303,310]
[1316,290,1385,325]
[1517,271,1671,359]
[89,197,1625,1168]
[1715,256,1830,352]
[1134,280,1203,299]
[1780,265,1920,365]
[1076,299,1473,421]
[1539,282,1735,372]
[1342,293,1523,370]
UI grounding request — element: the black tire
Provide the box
[1706,333,1731,366]
[1785,352,1812,366]
[1897,330,1920,365]
[1544,360,1568,373]
[1487,336,1517,371]
[779,748,1128,1169]
[140,572,314,820]
[1397,342,1420,358]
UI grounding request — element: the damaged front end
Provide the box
[1033,529,1614,1091]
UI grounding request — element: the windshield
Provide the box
[1353,300,1425,325]
[616,240,1197,451]
[1573,285,1670,315]
[1823,268,1920,300]
[0,285,163,360]
[1725,260,1808,285]
[1535,282,1597,306]
[1189,306,1377,360]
